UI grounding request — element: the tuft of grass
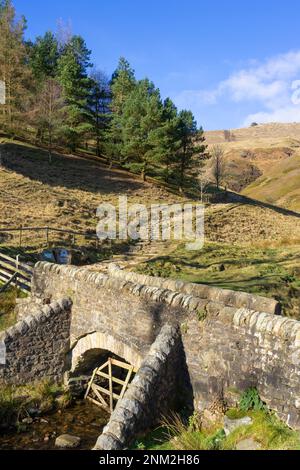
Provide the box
[25,380,60,413]
[222,411,300,451]
[154,413,225,451]
[132,427,173,451]
[0,286,26,331]
[0,380,72,428]
[135,407,300,451]
[239,388,267,413]
[0,386,21,428]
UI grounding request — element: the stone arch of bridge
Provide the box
[69,330,144,375]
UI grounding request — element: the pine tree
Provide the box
[87,69,111,158]
[57,35,92,151]
[29,31,59,82]
[0,0,31,133]
[148,98,181,182]
[120,79,164,181]
[110,57,136,114]
[105,58,136,163]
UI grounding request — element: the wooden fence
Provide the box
[0,226,100,250]
[0,251,33,293]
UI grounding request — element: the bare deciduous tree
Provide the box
[211,145,226,190]
[56,18,73,50]
[30,78,65,164]
[198,171,210,203]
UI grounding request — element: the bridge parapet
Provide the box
[108,263,281,315]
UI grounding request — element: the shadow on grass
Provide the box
[2,143,146,196]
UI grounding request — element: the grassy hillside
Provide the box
[204,123,300,210]
[0,141,181,249]
[205,122,300,145]
[134,241,300,318]
[133,202,300,319]
[242,154,300,212]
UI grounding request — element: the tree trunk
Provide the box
[96,137,100,158]
[48,126,53,165]
[141,162,147,182]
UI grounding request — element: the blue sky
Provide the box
[14,0,300,130]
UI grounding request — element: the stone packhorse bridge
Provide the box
[1,261,300,449]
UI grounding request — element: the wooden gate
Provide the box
[84,358,137,413]
[0,251,33,293]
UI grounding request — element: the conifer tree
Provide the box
[0,2,208,190]
[105,58,136,163]
[110,57,136,114]
[120,79,164,181]
[87,69,111,158]
[29,31,59,82]
[0,0,31,133]
[148,98,181,182]
[57,35,92,151]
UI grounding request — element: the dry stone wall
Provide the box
[183,304,300,429]
[0,298,72,384]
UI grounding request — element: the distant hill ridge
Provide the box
[205,122,300,144]
[204,122,300,211]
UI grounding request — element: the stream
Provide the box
[0,400,109,451]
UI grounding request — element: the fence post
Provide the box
[19,225,23,247]
[15,254,19,289]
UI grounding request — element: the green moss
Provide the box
[180,323,189,334]
[225,408,248,420]
[196,309,207,322]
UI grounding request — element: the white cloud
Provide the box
[174,50,300,126]
[243,106,300,127]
